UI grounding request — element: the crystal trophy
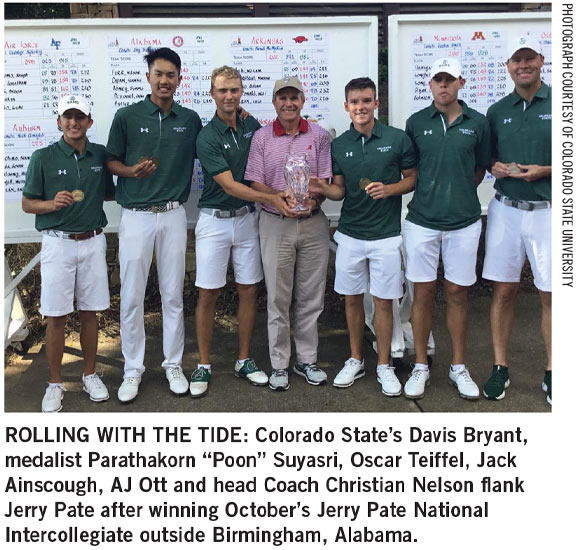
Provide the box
[284,152,311,211]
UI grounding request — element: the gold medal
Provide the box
[508,162,521,175]
[71,189,85,202]
[151,156,160,167]
[359,178,372,191]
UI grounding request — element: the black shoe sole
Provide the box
[404,393,424,399]
[235,372,269,386]
[333,370,365,388]
[404,380,430,399]
[118,397,137,405]
[447,380,479,400]
[376,377,401,397]
[84,388,110,402]
[292,366,327,386]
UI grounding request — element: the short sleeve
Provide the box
[244,130,266,184]
[399,131,417,170]
[331,138,344,176]
[196,131,230,177]
[192,112,203,159]
[22,150,45,199]
[105,112,127,161]
[486,106,499,160]
[405,116,418,152]
[475,117,492,169]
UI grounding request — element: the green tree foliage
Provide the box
[4,3,70,19]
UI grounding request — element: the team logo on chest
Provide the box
[57,169,67,175]
[459,128,475,136]
[377,145,392,152]
[503,118,512,125]
[424,130,432,135]
[346,151,353,157]
[140,127,149,133]
[224,143,231,149]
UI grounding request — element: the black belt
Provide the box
[494,193,551,211]
[200,205,256,219]
[261,207,321,219]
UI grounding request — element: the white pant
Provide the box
[40,232,109,317]
[403,219,482,286]
[334,231,404,299]
[118,206,187,378]
[482,198,552,292]
[195,210,263,289]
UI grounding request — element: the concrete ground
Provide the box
[4,293,550,413]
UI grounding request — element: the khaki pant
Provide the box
[259,210,330,370]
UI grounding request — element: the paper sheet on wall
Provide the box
[229,31,330,126]
[4,34,96,199]
[410,28,552,113]
[4,121,98,201]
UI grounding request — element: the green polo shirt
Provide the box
[106,95,202,208]
[197,112,261,210]
[332,120,416,240]
[23,137,114,232]
[487,82,551,201]
[405,100,491,231]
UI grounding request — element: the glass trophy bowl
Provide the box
[284,152,311,211]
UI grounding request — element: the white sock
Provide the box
[237,358,249,366]
[450,364,465,373]
[414,363,429,371]
[197,364,211,371]
[350,357,364,365]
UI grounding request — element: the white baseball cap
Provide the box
[429,57,463,80]
[507,36,542,61]
[58,95,91,116]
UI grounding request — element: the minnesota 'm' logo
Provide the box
[472,31,486,41]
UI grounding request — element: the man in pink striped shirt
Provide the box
[245,76,333,391]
